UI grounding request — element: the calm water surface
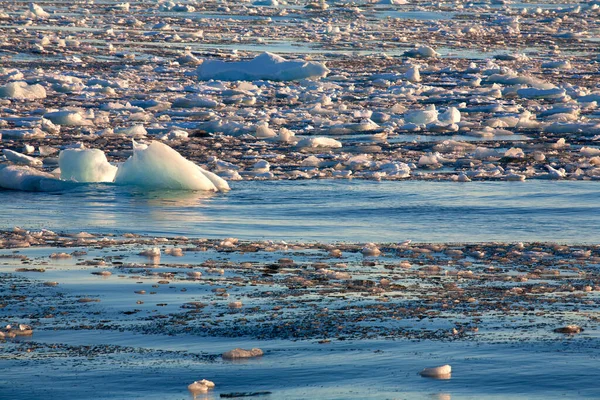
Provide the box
[1,179,598,243]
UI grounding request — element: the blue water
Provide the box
[1,179,598,243]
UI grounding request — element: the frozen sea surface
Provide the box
[0,179,598,243]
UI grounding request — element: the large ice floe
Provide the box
[197,52,330,81]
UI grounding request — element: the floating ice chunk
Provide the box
[517,87,566,100]
[541,60,572,70]
[253,160,270,173]
[3,149,42,166]
[0,128,46,140]
[404,45,440,58]
[504,147,525,158]
[172,95,219,108]
[222,348,264,360]
[362,243,381,256]
[438,107,461,124]
[0,165,69,192]
[187,379,214,395]
[114,125,147,137]
[255,122,277,139]
[198,52,330,81]
[58,148,117,183]
[485,73,554,90]
[379,162,411,178]
[546,165,566,179]
[418,152,442,166]
[420,365,452,378]
[277,128,296,143]
[580,146,600,157]
[404,65,420,82]
[253,0,278,5]
[296,137,342,148]
[472,147,501,160]
[405,105,438,125]
[114,141,229,191]
[26,3,50,19]
[0,82,46,100]
[44,110,92,126]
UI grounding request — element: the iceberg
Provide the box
[59,148,118,183]
[114,141,229,192]
[197,52,330,81]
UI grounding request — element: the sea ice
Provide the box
[44,110,92,126]
[0,165,67,192]
[0,82,46,100]
[2,149,42,167]
[296,137,342,148]
[59,148,118,183]
[114,141,229,191]
[198,52,330,81]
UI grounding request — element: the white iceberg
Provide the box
[114,141,229,192]
[197,52,330,81]
[59,148,118,183]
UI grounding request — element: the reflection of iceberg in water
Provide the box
[123,188,219,228]
[128,188,217,207]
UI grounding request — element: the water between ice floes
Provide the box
[1,179,598,243]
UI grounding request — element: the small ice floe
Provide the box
[0,165,68,192]
[187,271,202,279]
[198,52,329,81]
[296,137,342,149]
[222,348,264,360]
[404,45,440,58]
[2,323,33,337]
[50,252,71,259]
[139,247,160,257]
[114,141,229,191]
[0,81,46,100]
[44,110,92,126]
[362,243,381,257]
[59,148,117,183]
[25,3,50,19]
[2,149,42,167]
[164,247,184,256]
[188,379,215,395]
[554,325,582,334]
[419,364,452,378]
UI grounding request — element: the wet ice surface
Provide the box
[1,179,600,243]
